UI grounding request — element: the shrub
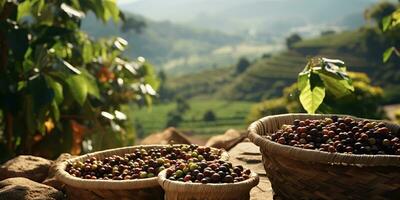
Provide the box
[235,57,251,74]
[285,33,302,49]
[203,110,217,122]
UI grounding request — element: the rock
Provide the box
[0,155,53,182]
[0,177,64,200]
[228,142,273,200]
[205,129,246,150]
[43,153,76,190]
[140,127,191,145]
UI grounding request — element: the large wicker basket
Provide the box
[248,113,400,200]
[158,169,259,200]
[56,145,229,200]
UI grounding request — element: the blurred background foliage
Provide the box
[0,0,158,162]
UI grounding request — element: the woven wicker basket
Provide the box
[248,113,400,200]
[56,145,229,200]
[158,169,259,200]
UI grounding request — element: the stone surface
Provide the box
[140,127,191,145]
[0,155,53,182]
[205,129,246,151]
[0,177,64,200]
[228,142,273,200]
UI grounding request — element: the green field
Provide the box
[130,100,254,139]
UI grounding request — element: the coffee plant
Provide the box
[298,57,354,114]
[0,0,158,162]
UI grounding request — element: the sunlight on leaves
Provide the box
[61,3,85,19]
[383,47,394,63]
[66,75,88,106]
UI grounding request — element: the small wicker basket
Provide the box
[248,113,400,200]
[56,145,229,200]
[158,169,259,200]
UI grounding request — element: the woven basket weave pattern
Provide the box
[248,114,400,200]
[158,170,259,200]
[56,145,229,200]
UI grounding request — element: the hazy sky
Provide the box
[118,0,140,5]
[117,0,285,4]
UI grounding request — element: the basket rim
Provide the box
[55,144,229,190]
[248,113,400,167]
[157,169,259,192]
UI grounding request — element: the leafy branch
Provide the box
[0,0,158,161]
[381,8,400,62]
[298,57,354,114]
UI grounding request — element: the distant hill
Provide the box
[121,0,376,37]
[164,27,400,102]
[82,13,279,75]
[82,0,379,75]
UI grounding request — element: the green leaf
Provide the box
[299,73,326,114]
[80,0,105,22]
[383,47,394,63]
[17,81,27,91]
[320,76,353,98]
[318,71,354,98]
[17,0,32,21]
[0,0,5,11]
[142,63,160,91]
[51,100,60,121]
[35,0,45,15]
[103,0,119,23]
[66,75,88,106]
[298,71,309,91]
[45,76,64,104]
[81,69,100,99]
[382,15,392,32]
[82,42,93,63]
[71,0,81,9]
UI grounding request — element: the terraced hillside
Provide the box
[215,28,399,101]
[217,51,306,101]
[164,67,233,100]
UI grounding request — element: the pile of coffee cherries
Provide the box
[166,160,252,184]
[267,116,400,155]
[66,144,224,180]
